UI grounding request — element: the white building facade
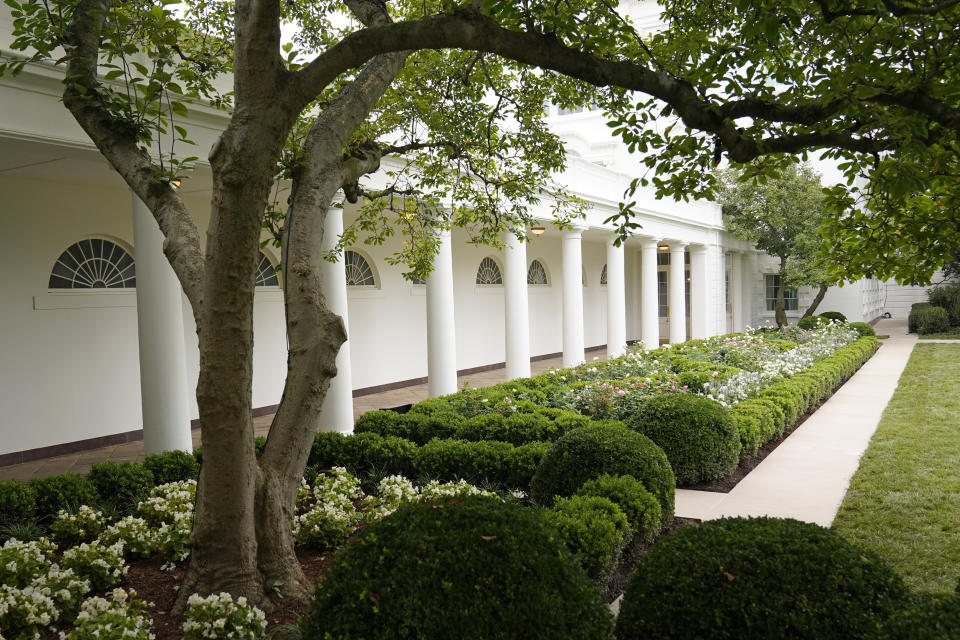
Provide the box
[0,4,906,466]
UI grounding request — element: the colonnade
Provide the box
[130,194,722,448]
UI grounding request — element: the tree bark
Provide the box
[776,260,788,328]
[802,284,830,318]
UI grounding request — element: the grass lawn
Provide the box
[833,343,960,595]
[918,327,960,339]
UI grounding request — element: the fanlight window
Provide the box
[527,260,549,285]
[345,250,377,287]
[49,238,136,289]
[476,257,503,285]
[255,252,280,287]
[600,264,608,285]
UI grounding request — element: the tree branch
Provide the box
[62,0,205,314]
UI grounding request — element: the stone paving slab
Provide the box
[675,317,917,527]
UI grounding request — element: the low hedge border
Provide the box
[730,336,879,456]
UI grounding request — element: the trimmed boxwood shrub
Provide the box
[576,474,662,543]
[881,594,960,639]
[615,517,909,640]
[354,410,464,445]
[0,480,36,525]
[625,393,740,486]
[29,473,99,519]
[820,310,848,322]
[144,450,199,485]
[529,422,674,528]
[302,496,615,640]
[544,495,630,582]
[88,462,154,512]
[414,439,550,489]
[797,315,826,330]
[848,321,877,337]
[915,306,951,335]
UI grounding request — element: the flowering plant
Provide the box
[419,479,494,502]
[60,588,154,640]
[0,583,58,639]
[61,541,128,591]
[50,506,106,549]
[359,475,419,524]
[0,538,57,588]
[32,566,90,624]
[98,516,157,559]
[137,480,195,528]
[181,592,266,640]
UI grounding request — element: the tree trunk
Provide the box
[801,283,829,318]
[775,261,788,328]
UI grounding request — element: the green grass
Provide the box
[833,344,960,595]
[918,327,960,339]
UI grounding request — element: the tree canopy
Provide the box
[716,164,834,325]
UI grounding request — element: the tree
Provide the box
[5,0,960,610]
[716,164,834,327]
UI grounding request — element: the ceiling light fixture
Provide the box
[530,225,546,236]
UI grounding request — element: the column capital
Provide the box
[638,235,661,249]
[665,239,689,250]
[562,224,588,239]
[688,243,709,254]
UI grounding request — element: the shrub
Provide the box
[345,433,418,477]
[144,450,199,485]
[797,315,825,330]
[625,393,741,486]
[615,517,909,640]
[414,439,515,486]
[29,474,99,520]
[820,311,848,322]
[0,480,36,526]
[848,321,877,337]
[928,282,960,326]
[529,422,674,529]
[577,474,662,543]
[915,306,951,335]
[183,592,267,640]
[88,462,154,513]
[354,410,464,444]
[544,495,630,582]
[301,496,615,640]
[308,431,349,469]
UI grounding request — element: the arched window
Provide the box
[527,259,549,285]
[255,251,280,287]
[345,250,377,287]
[49,238,136,289]
[475,257,503,285]
[600,264,608,286]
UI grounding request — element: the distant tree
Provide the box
[717,164,834,327]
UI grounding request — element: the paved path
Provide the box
[675,317,917,527]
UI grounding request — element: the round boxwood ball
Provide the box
[615,517,909,640]
[302,496,614,640]
[529,422,674,526]
[625,393,740,485]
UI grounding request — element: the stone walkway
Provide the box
[675,317,917,526]
[0,352,597,481]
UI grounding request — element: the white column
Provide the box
[605,236,627,357]
[689,245,709,339]
[131,193,192,454]
[669,241,688,344]
[561,226,586,367]
[640,237,660,350]
[501,232,531,380]
[730,251,744,332]
[427,229,458,396]
[318,206,354,432]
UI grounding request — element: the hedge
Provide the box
[914,306,951,335]
[728,337,879,455]
[625,393,740,485]
[544,495,631,583]
[928,282,960,326]
[302,496,615,640]
[615,517,909,640]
